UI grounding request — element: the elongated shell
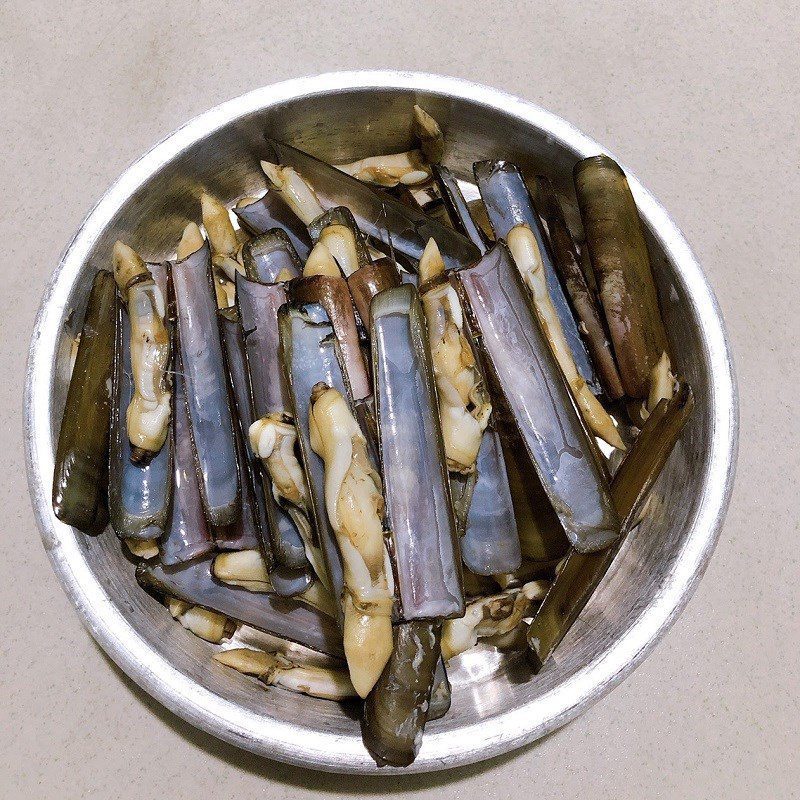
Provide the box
[233,191,311,260]
[109,264,173,540]
[171,242,240,526]
[279,304,349,619]
[159,348,215,566]
[371,284,465,620]
[265,139,480,271]
[138,557,344,658]
[461,429,522,575]
[53,270,117,532]
[235,275,291,416]
[363,621,442,767]
[432,164,489,254]
[217,308,269,555]
[574,155,671,398]
[538,177,624,400]
[234,277,314,581]
[527,384,693,670]
[453,245,620,553]
[474,159,600,394]
[290,275,371,402]
[241,229,302,284]
[346,258,402,328]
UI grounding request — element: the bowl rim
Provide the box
[24,70,739,774]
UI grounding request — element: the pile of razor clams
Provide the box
[53,105,693,767]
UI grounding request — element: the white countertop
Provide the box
[2,1,794,797]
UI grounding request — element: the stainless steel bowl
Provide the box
[24,71,738,774]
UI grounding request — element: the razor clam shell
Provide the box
[230,280,314,576]
[53,270,117,532]
[527,385,694,670]
[290,276,372,402]
[363,621,441,767]
[432,164,490,254]
[453,245,620,554]
[265,139,481,271]
[474,160,600,394]
[428,657,451,721]
[217,308,270,557]
[109,288,173,540]
[235,275,291,417]
[233,191,312,260]
[573,154,671,398]
[171,242,240,527]
[159,350,215,566]
[371,285,465,620]
[137,557,344,658]
[241,228,302,284]
[308,206,372,274]
[460,429,522,576]
[537,176,625,400]
[279,303,347,621]
[346,258,402,328]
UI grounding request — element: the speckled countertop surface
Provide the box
[1,1,796,797]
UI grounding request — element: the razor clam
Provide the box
[159,349,215,566]
[574,154,671,398]
[418,239,491,476]
[279,303,349,617]
[290,275,371,403]
[217,307,270,556]
[241,229,302,284]
[363,622,442,767]
[432,164,490,254]
[214,648,356,701]
[441,580,549,661]
[52,269,116,532]
[527,384,694,670]
[112,243,172,461]
[453,245,620,553]
[537,177,625,400]
[417,238,521,573]
[309,383,395,698]
[137,557,344,658]
[346,257,402,328]
[263,139,480,271]
[233,191,312,261]
[474,160,600,394]
[172,228,240,526]
[249,414,328,587]
[371,284,465,620]
[308,206,372,278]
[109,265,173,540]
[235,275,316,581]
